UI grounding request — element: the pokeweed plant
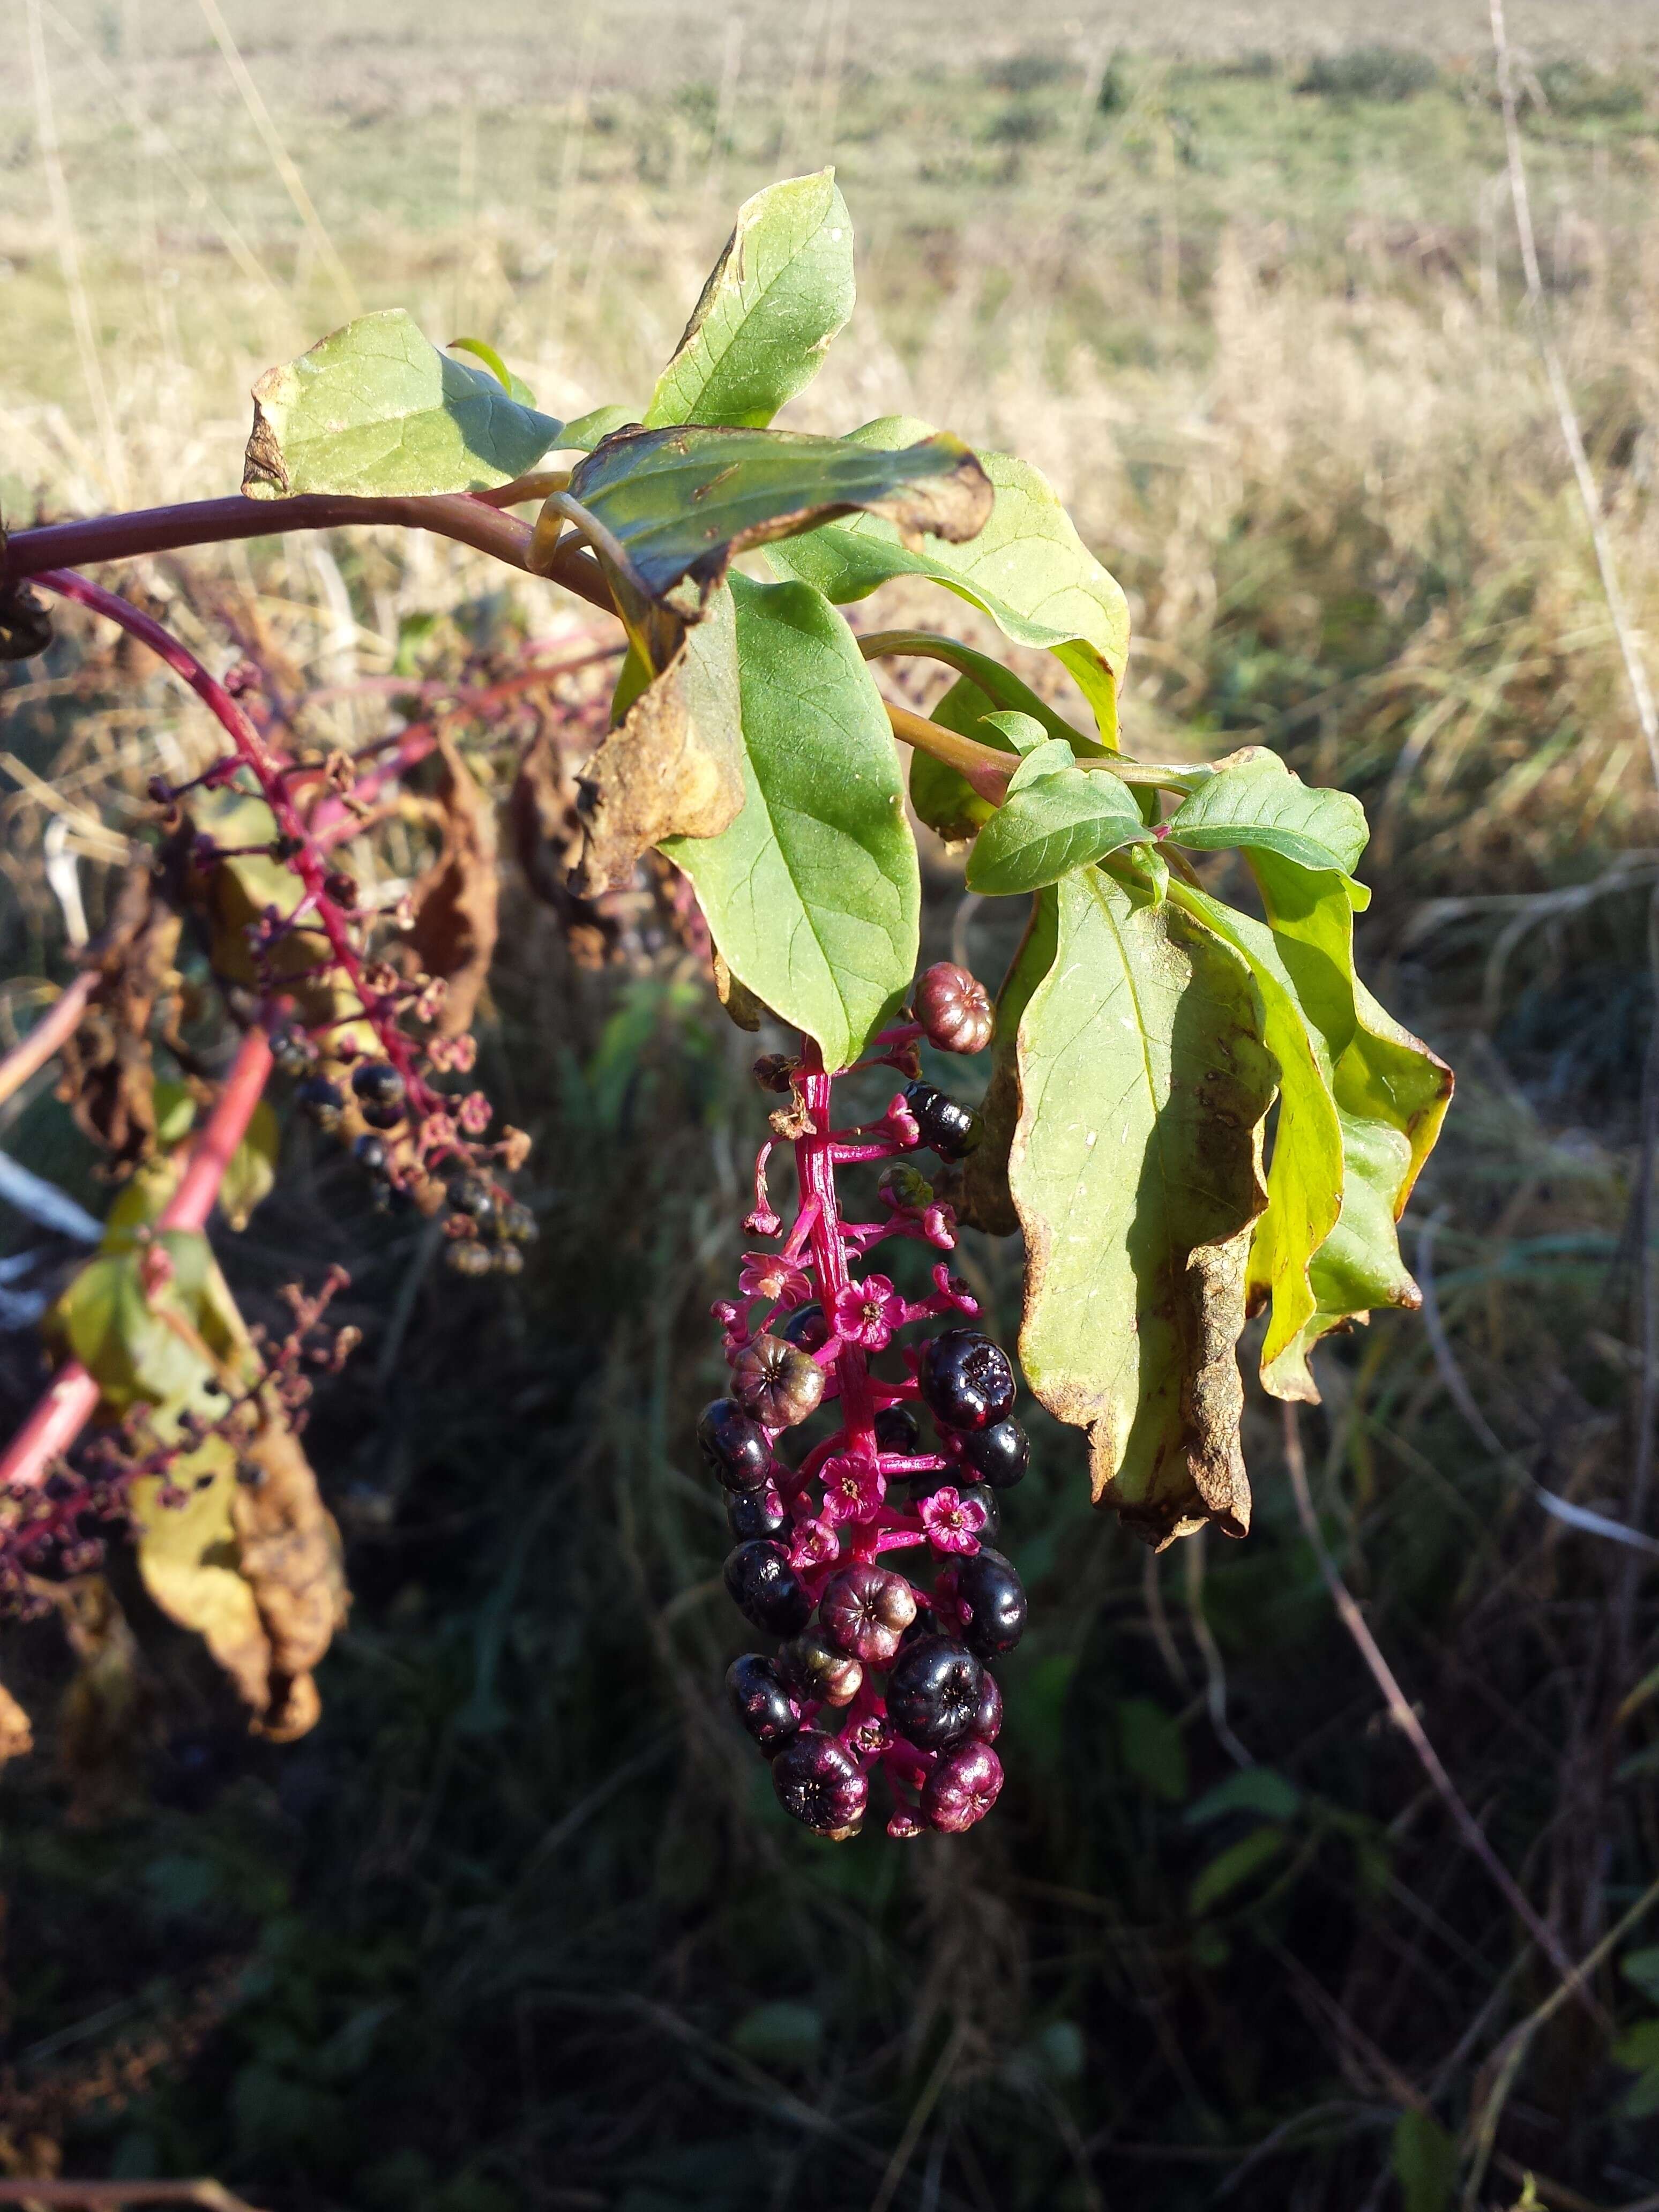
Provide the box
[0,169,1451,1834]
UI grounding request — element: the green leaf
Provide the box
[1614,2019,1659,2072]
[768,418,1131,742]
[1188,1826,1288,1916]
[564,422,990,618]
[645,170,855,431]
[560,403,637,452]
[729,2001,825,2068]
[446,336,537,407]
[151,1078,197,1148]
[219,1097,280,1232]
[1169,878,1345,1401]
[662,575,919,1071]
[1010,865,1277,1544]
[1164,748,1369,876]
[244,309,565,499]
[966,741,1146,896]
[1115,1697,1189,1804]
[1185,1768,1303,1826]
[1389,2110,1459,2212]
[46,1229,252,1420]
[1622,1947,1659,2005]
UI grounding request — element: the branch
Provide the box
[0,2184,266,2212]
[0,971,95,1108]
[0,1027,273,1497]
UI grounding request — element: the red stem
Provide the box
[0,1027,273,1495]
[796,1043,878,1466]
[0,972,96,1108]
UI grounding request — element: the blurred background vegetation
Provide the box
[7,3,1659,2206]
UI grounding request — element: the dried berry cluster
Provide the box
[700,963,1030,1841]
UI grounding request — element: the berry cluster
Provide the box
[701,963,1029,1841]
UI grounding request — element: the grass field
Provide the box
[8,6,1659,2210]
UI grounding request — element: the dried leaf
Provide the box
[713,950,767,1031]
[55,866,183,1177]
[232,1416,348,1743]
[0,1677,34,1768]
[573,584,744,896]
[508,727,619,966]
[408,732,499,1036]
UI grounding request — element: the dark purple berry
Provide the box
[887,1634,984,1751]
[970,1667,1003,1743]
[697,1399,773,1492]
[323,870,359,909]
[726,1483,788,1542]
[351,1060,406,1109]
[726,1653,802,1757]
[447,1174,497,1223]
[913,962,993,1055]
[950,1546,1027,1659]
[731,1332,825,1429]
[874,1403,921,1455]
[919,1329,1015,1432]
[956,1416,1028,1489]
[776,1633,863,1707]
[359,1097,405,1131]
[910,1472,1000,1542]
[770,1730,869,1836]
[353,1132,391,1177]
[723,1540,813,1637]
[902,1079,981,1162]
[296,1074,344,1130]
[923,1740,1004,1833]
[817,1562,917,1664]
[779,1302,829,1353]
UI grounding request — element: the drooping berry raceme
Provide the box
[705,963,1029,1840]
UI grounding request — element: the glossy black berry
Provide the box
[351,1060,406,1110]
[359,1097,406,1131]
[770,1730,869,1836]
[970,1667,1004,1743]
[902,1079,981,1162]
[956,1416,1028,1489]
[726,1653,801,1757]
[910,1472,1000,1542]
[697,1399,773,1493]
[919,1329,1015,1432]
[296,1074,344,1130]
[726,1483,789,1542]
[723,1540,813,1637]
[779,1302,829,1353]
[874,1404,921,1455]
[886,1634,984,1751]
[952,1546,1027,1659]
[447,1174,497,1223]
[352,1132,391,1177]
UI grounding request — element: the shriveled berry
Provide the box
[726,1483,788,1542]
[353,1132,391,1177]
[951,1546,1027,1658]
[776,1632,863,1707]
[296,1074,344,1130]
[887,1634,984,1751]
[970,1668,1003,1742]
[779,1302,829,1353]
[919,1329,1015,1432]
[910,1471,1000,1542]
[956,1416,1028,1489]
[923,1740,1004,1833]
[500,1201,539,1244]
[493,1243,525,1276]
[875,1404,921,1456]
[878,1162,934,1209]
[726,1653,802,1757]
[445,1239,494,1277]
[751,1052,798,1094]
[914,962,994,1055]
[817,1563,917,1664]
[723,1540,813,1636]
[902,1079,981,1162]
[351,1060,406,1109]
[731,1332,825,1429]
[771,1730,869,1836]
[697,1399,772,1493]
[359,1097,406,1131]
[322,870,359,909]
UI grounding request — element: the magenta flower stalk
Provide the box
[705,964,1030,1842]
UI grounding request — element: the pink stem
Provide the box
[0,972,96,1108]
[0,1027,273,1495]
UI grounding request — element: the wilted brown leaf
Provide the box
[571,585,744,897]
[55,866,183,1177]
[0,1678,33,1769]
[231,1416,348,1743]
[408,732,499,1036]
[509,727,618,968]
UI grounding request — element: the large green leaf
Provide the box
[1165,749,1369,877]
[243,309,565,499]
[1246,852,1452,1395]
[562,423,990,618]
[662,576,920,1071]
[1009,865,1277,1545]
[1169,879,1344,1402]
[767,418,1131,742]
[644,170,855,431]
[47,1228,256,1421]
[966,732,1146,895]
